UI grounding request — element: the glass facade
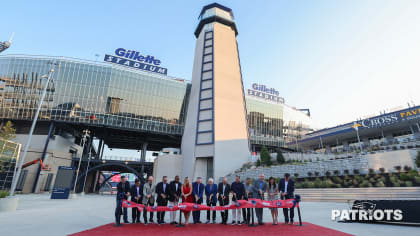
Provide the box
[246,96,313,149]
[0,55,312,149]
[0,55,189,135]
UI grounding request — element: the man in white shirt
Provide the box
[168,175,182,224]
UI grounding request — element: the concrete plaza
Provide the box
[0,194,418,236]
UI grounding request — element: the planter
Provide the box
[0,197,19,212]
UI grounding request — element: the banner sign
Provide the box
[122,198,299,212]
[355,105,420,129]
[104,48,167,75]
[247,83,284,104]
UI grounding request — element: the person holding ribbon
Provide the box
[230,175,245,225]
[114,175,131,227]
[181,177,193,225]
[253,174,267,225]
[243,177,253,225]
[205,178,218,224]
[279,173,295,225]
[168,175,182,225]
[142,176,156,225]
[192,177,205,224]
[218,177,231,225]
[267,177,279,225]
[130,178,143,224]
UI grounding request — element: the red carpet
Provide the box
[70,222,353,236]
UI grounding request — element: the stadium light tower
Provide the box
[0,33,14,54]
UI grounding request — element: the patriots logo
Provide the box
[179,205,186,209]
[353,202,376,216]
[168,206,173,209]
[235,202,241,207]
[292,200,297,207]
[262,202,271,206]
[276,202,282,207]
[251,200,257,206]
[152,206,158,210]
[193,204,199,209]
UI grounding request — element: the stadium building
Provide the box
[0,3,312,193]
[291,106,420,153]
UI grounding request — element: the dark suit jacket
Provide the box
[168,181,182,202]
[130,184,143,202]
[192,182,205,203]
[116,181,131,200]
[278,178,295,199]
[155,182,170,203]
[217,183,231,205]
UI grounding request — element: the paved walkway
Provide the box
[0,194,418,236]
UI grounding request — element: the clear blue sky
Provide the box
[2,1,420,130]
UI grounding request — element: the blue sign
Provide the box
[104,48,167,75]
[248,83,284,104]
[51,166,75,199]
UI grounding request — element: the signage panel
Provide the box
[247,83,284,104]
[104,48,168,75]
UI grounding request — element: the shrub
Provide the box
[314,171,320,177]
[416,151,420,169]
[394,166,402,172]
[360,180,371,188]
[0,191,9,198]
[353,169,360,175]
[392,181,400,187]
[368,169,375,174]
[404,166,412,172]
[313,178,322,188]
[276,150,285,164]
[333,170,340,176]
[368,178,376,184]
[260,146,272,166]
[414,176,420,185]
[307,172,313,177]
[379,168,385,174]
[375,181,385,187]
[256,159,261,166]
[400,173,410,181]
[325,171,331,177]
[344,169,349,175]
[294,173,299,178]
[405,181,413,187]
[352,179,359,187]
[333,176,343,184]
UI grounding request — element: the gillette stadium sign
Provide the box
[247,83,285,104]
[104,48,167,75]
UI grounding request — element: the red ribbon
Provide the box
[122,198,299,212]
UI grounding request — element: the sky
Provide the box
[2,0,420,157]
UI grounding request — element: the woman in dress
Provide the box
[181,176,193,225]
[267,177,279,225]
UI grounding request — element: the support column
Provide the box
[140,142,148,179]
[32,122,54,193]
[97,139,103,159]
[362,138,370,149]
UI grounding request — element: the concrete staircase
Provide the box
[295,187,420,202]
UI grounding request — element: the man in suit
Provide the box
[192,177,205,224]
[205,178,218,224]
[142,175,156,224]
[155,176,170,224]
[218,177,231,224]
[278,173,295,224]
[252,173,268,225]
[114,175,131,227]
[230,175,245,225]
[130,178,143,223]
[168,175,182,224]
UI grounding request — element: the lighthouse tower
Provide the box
[181,3,250,181]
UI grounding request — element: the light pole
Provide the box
[73,129,90,193]
[352,122,363,152]
[9,61,57,197]
[81,142,92,194]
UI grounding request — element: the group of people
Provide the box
[114,173,295,227]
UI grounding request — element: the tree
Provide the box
[260,146,272,166]
[416,151,420,170]
[0,121,16,140]
[276,149,285,164]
